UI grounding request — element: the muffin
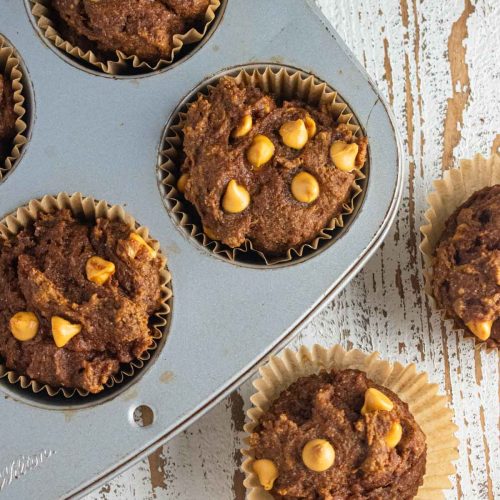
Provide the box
[0,208,164,394]
[431,184,500,346]
[179,76,368,256]
[0,74,16,165]
[248,369,426,499]
[49,0,211,63]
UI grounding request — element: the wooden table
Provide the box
[88,1,499,498]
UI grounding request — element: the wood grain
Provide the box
[87,1,500,498]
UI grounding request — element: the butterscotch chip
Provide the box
[432,185,500,346]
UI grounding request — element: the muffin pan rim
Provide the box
[0,1,403,497]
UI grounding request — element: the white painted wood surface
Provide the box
[87,0,500,498]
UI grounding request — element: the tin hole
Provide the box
[133,405,155,427]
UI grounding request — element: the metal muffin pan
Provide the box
[0,0,403,498]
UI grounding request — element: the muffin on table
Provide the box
[178,76,368,256]
[50,0,211,63]
[431,184,500,347]
[249,369,426,499]
[0,209,163,394]
[0,73,16,165]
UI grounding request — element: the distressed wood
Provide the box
[87,0,500,498]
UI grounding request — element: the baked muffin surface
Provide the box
[432,185,500,346]
[51,0,210,61]
[249,369,426,499]
[181,77,368,255]
[0,74,16,162]
[0,209,163,393]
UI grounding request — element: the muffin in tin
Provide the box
[178,76,368,256]
[431,184,500,346]
[0,208,165,394]
[249,368,426,499]
[48,0,213,64]
[0,73,16,166]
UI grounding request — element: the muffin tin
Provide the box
[0,0,403,497]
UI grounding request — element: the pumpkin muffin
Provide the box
[249,369,426,499]
[50,0,210,62]
[0,209,163,393]
[431,184,500,347]
[179,76,368,256]
[0,74,16,165]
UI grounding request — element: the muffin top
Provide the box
[51,0,210,62]
[0,74,16,161]
[249,369,426,499]
[180,77,368,255]
[0,209,163,393]
[432,184,500,346]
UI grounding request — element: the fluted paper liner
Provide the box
[31,0,220,75]
[420,153,500,349]
[0,36,28,180]
[242,344,458,500]
[159,66,367,265]
[0,193,172,398]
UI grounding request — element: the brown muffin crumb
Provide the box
[432,184,500,347]
[0,209,163,393]
[181,77,368,255]
[250,369,426,499]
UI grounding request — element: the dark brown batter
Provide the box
[250,369,426,499]
[50,0,210,62]
[432,184,500,346]
[0,210,163,393]
[0,74,16,164]
[181,77,368,255]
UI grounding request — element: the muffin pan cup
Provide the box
[0,35,29,180]
[241,344,459,500]
[30,0,221,75]
[0,192,172,399]
[420,153,500,350]
[159,65,367,266]
[0,0,403,498]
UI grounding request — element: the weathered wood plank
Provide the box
[87,1,500,498]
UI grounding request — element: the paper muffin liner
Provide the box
[159,66,367,265]
[0,36,28,180]
[30,0,221,75]
[0,192,172,398]
[241,344,458,500]
[420,153,500,349]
